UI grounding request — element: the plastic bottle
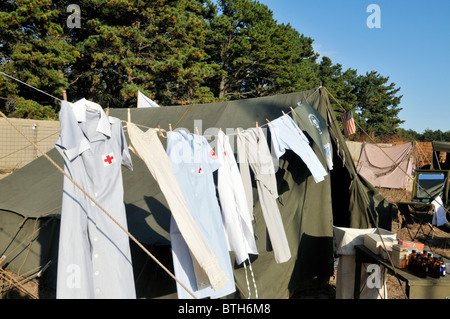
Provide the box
[439,257,446,277]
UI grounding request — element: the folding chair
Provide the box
[397,169,450,242]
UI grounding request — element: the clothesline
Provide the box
[1,71,446,227]
[0,71,63,103]
[2,69,443,209]
[124,87,321,136]
[0,70,320,137]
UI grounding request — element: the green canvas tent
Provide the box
[0,87,395,298]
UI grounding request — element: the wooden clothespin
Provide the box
[158,125,162,137]
[169,123,173,131]
[266,118,274,126]
[127,108,131,123]
[256,122,258,128]
[106,107,110,116]
[290,107,297,115]
[195,127,200,136]
[282,110,289,119]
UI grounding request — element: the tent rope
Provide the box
[0,71,62,103]
[0,109,197,299]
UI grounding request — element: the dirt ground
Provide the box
[1,189,449,299]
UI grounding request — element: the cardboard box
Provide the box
[397,240,424,252]
[364,230,398,255]
[391,244,410,268]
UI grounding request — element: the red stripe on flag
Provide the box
[341,110,356,137]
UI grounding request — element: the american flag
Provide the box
[340,110,356,137]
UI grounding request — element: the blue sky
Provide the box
[256,0,450,133]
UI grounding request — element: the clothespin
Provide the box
[282,110,289,119]
[169,123,173,131]
[290,107,297,115]
[256,122,258,128]
[266,118,274,126]
[158,125,162,137]
[105,107,110,116]
[127,108,131,123]
[195,127,200,136]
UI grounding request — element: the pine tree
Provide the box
[205,0,317,100]
[0,0,79,118]
[65,0,215,107]
[315,56,357,114]
[352,71,403,138]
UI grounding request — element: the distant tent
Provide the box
[346,141,363,166]
[356,142,415,190]
[137,91,160,108]
[0,88,395,299]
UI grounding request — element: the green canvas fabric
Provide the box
[0,88,395,298]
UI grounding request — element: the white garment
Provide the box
[55,99,135,299]
[126,122,229,293]
[216,130,258,265]
[432,195,447,227]
[269,115,327,183]
[237,128,291,264]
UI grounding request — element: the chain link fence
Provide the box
[0,118,59,178]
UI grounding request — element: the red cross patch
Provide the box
[102,153,115,167]
[209,149,217,160]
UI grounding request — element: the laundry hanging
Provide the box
[54,99,136,299]
[237,127,291,264]
[166,130,235,299]
[216,130,259,298]
[126,121,229,294]
[268,113,328,183]
[216,130,258,265]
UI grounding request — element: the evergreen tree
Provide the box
[205,0,317,100]
[0,0,78,118]
[65,0,215,107]
[351,71,403,139]
[315,56,357,114]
